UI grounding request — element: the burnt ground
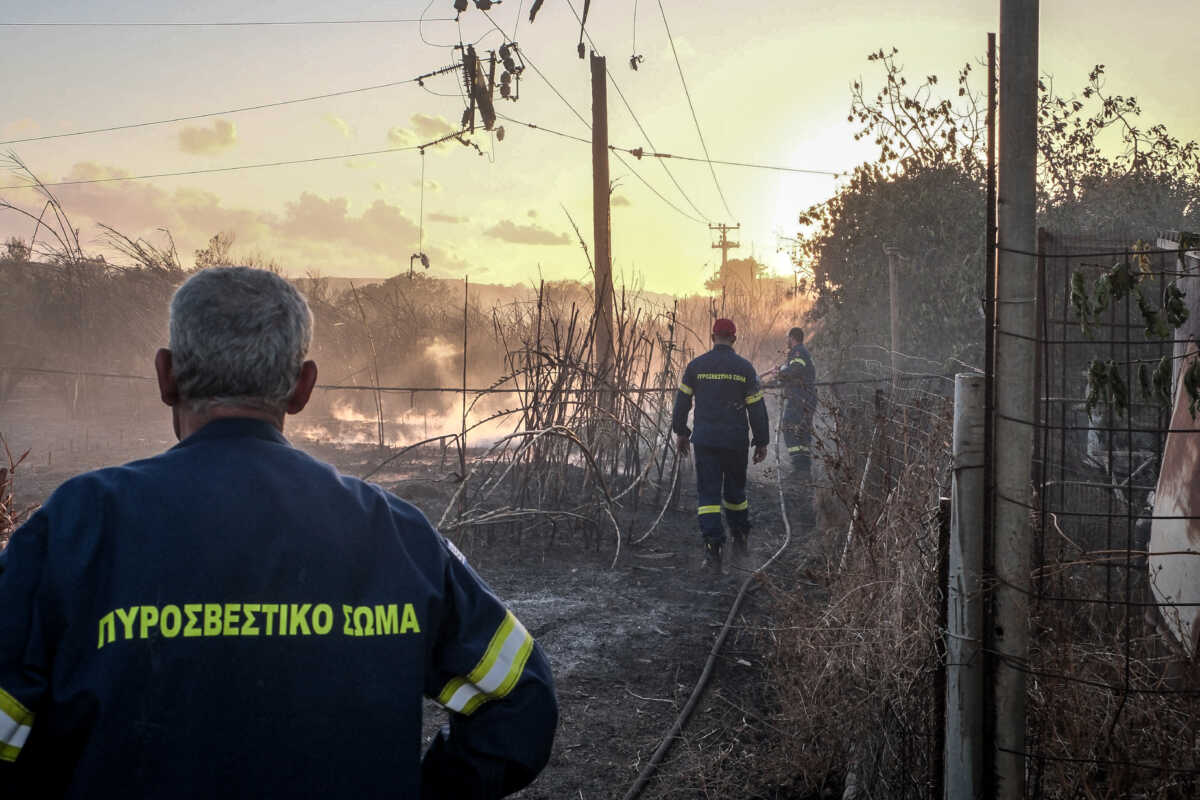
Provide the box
[5,391,822,800]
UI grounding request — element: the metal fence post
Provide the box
[946,374,986,799]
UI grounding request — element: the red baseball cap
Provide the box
[712,318,736,336]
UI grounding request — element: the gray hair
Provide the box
[169,266,313,414]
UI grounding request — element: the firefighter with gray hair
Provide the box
[0,266,557,798]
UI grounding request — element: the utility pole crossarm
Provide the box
[709,223,741,270]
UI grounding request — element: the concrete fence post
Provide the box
[946,373,986,799]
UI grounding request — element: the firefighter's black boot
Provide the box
[701,540,723,574]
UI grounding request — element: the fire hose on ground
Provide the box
[621,426,796,800]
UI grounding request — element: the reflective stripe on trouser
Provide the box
[693,444,749,542]
[782,419,813,474]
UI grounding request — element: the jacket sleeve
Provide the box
[744,372,770,447]
[0,512,52,773]
[421,536,558,799]
[778,347,809,385]
[671,364,694,437]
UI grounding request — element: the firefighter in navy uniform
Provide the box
[671,318,770,571]
[0,267,557,799]
[777,327,817,471]
[767,326,817,521]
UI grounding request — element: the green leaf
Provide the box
[1152,354,1173,408]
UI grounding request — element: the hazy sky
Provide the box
[1,1,1195,294]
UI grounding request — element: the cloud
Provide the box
[411,113,456,139]
[0,163,477,280]
[277,192,423,258]
[2,118,38,139]
[429,212,467,223]
[483,219,570,246]
[612,194,632,207]
[178,119,237,154]
[387,113,457,150]
[323,114,353,138]
[66,162,131,181]
[410,177,443,192]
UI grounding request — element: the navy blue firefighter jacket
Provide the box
[671,344,770,450]
[779,341,817,421]
[0,418,557,799]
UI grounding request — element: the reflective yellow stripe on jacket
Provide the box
[436,610,533,716]
[0,686,33,763]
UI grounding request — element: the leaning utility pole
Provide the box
[590,52,615,380]
[991,3,1039,799]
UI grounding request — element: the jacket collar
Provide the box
[172,417,291,450]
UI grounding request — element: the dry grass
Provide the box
[1023,578,1200,798]
[1,435,36,548]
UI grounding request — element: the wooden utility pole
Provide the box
[709,223,740,271]
[992,3,1039,799]
[590,52,615,380]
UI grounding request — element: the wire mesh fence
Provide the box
[1023,231,1200,797]
[746,363,956,799]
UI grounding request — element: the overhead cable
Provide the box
[476,7,706,224]
[657,0,734,219]
[562,0,713,222]
[497,114,840,176]
[0,131,466,191]
[0,18,456,28]
[0,78,423,146]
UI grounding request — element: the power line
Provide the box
[657,0,734,219]
[497,114,841,176]
[622,148,841,177]
[0,18,457,28]
[0,131,467,191]
[474,7,705,224]
[0,112,839,195]
[468,8,710,225]
[0,78,424,146]
[562,0,713,223]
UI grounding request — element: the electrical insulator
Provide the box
[420,253,430,269]
[500,45,517,73]
[454,0,468,12]
[496,126,505,141]
[461,107,473,127]
[500,83,511,99]
[473,0,492,9]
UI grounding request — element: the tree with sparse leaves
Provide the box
[794,49,1200,381]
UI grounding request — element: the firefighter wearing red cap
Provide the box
[671,318,770,572]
